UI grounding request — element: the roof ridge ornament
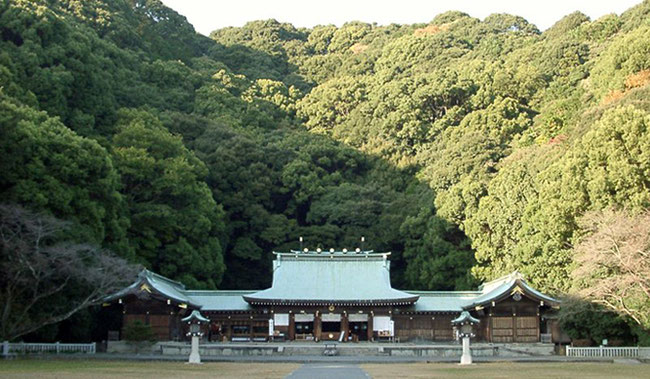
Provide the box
[510,270,525,281]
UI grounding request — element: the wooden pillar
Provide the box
[367,315,373,341]
[341,313,349,341]
[167,311,173,341]
[288,313,295,340]
[314,313,321,341]
[226,319,232,341]
[405,316,416,340]
[487,311,492,343]
[249,314,254,340]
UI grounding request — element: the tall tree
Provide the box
[572,209,650,330]
[0,95,131,257]
[112,109,226,288]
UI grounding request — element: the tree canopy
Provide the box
[2,0,650,341]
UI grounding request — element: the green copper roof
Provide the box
[465,271,560,309]
[104,269,200,308]
[408,291,481,312]
[106,261,558,314]
[243,251,419,305]
[186,290,255,311]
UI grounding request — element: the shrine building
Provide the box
[105,249,563,344]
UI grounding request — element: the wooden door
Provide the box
[514,316,538,342]
[491,316,539,343]
[491,317,514,343]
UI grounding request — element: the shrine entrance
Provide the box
[348,322,368,341]
[490,316,539,342]
[320,313,342,341]
[348,313,369,342]
[294,321,314,339]
[294,313,315,340]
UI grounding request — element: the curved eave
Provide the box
[463,279,560,310]
[243,295,419,307]
[148,289,202,309]
[104,277,201,309]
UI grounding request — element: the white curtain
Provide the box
[349,313,368,322]
[321,313,341,322]
[294,313,314,322]
[274,313,289,326]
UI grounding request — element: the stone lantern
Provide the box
[451,311,480,365]
[182,310,209,364]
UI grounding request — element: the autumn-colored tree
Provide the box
[573,209,650,331]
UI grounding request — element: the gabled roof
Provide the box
[463,271,560,310]
[104,269,201,308]
[243,251,419,305]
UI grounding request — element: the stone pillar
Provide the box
[460,336,472,365]
[188,335,201,364]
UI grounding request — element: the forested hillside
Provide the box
[1,0,649,342]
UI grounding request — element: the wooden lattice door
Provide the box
[514,316,538,342]
[491,316,539,343]
[491,317,514,343]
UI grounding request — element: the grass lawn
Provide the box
[362,362,650,379]
[1,360,649,378]
[0,360,299,378]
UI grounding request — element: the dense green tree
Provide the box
[0,94,130,256]
[111,109,225,288]
[3,0,650,341]
[401,198,476,291]
[590,25,650,97]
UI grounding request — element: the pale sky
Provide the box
[160,0,643,36]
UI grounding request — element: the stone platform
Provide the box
[124,341,556,358]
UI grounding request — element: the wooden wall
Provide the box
[117,296,553,343]
[393,314,455,341]
[121,297,186,341]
